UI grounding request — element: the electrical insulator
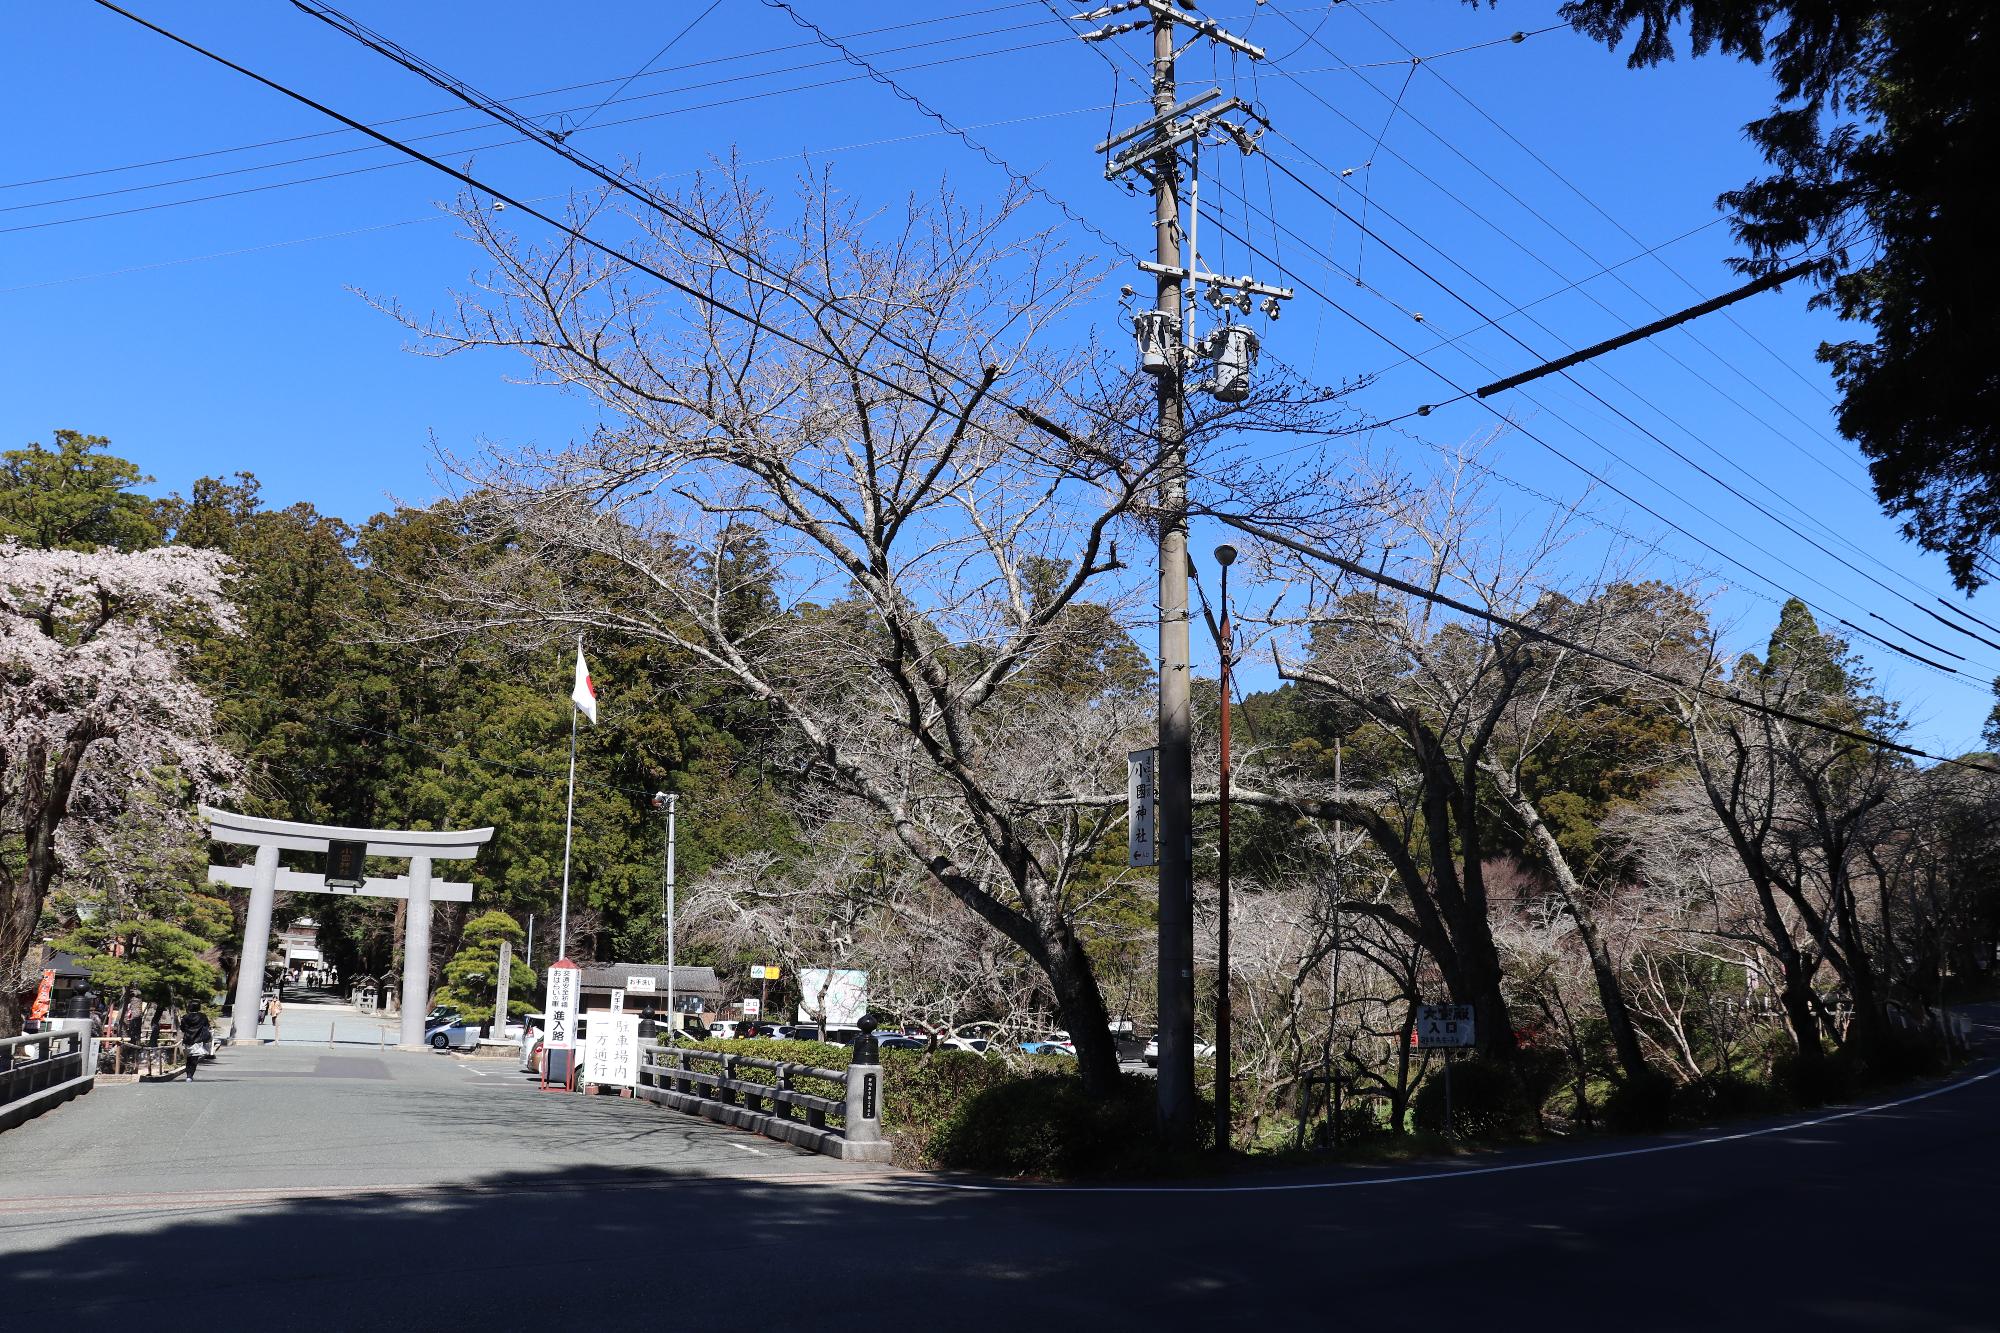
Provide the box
[1132,308,1179,376]
[1204,324,1259,402]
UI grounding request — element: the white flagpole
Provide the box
[558,674,579,962]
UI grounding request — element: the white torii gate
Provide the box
[201,806,493,1050]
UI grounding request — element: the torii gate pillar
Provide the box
[201,807,493,1050]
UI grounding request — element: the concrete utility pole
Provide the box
[1148,5,1198,1147]
[1082,0,1286,1145]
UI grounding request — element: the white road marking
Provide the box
[465,1067,488,1077]
[726,1142,766,1155]
[913,1062,2000,1195]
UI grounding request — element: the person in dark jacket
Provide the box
[180,1005,212,1081]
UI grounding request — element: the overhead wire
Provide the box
[0,0,1052,192]
[1269,4,1859,470]
[83,0,1095,457]
[1246,131,1997,667]
[3,26,1090,235]
[1177,181,1988,683]
[1214,510,2000,776]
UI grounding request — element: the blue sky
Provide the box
[6,1,1994,754]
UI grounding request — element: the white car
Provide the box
[1141,1036,1216,1066]
[424,1018,480,1051]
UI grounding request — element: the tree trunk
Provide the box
[1488,766,1652,1083]
[1046,924,1120,1096]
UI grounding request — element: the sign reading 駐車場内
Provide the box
[544,961,581,1050]
[584,1011,642,1088]
[1415,1004,1475,1048]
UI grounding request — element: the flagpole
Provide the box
[558,682,579,962]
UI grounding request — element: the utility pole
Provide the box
[1082,0,1288,1146]
[1214,542,1237,1151]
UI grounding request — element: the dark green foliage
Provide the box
[701,1039,1191,1175]
[1410,1057,1542,1139]
[434,911,530,1025]
[1600,1068,1678,1132]
[0,430,161,551]
[1556,0,2000,589]
[928,1070,1194,1177]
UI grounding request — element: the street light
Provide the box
[1213,543,1236,1153]
[651,792,678,1042]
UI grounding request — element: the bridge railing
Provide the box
[1,1028,94,1133]
[636,1043,889,1163]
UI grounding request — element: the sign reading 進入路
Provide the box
[544,962,580,1051]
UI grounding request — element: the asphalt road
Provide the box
[3,1030,1998,1331]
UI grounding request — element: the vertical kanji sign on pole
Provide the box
[542,958,581,1091]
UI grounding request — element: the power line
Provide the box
[752,0,1133,259]
[1,1,1052,193]
[1,102,1135,295]
[1180,187,1991,683]
[3,31,1087,236]
[563,0,724,136]
[1270,4,1858,470]
[1214,511,2000,776]
[1246,134,1998,667]
[86,0,1086,454]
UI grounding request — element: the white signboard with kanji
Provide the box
[1127,748,1157,868]
[584,1011,642,1088]
[544,963,580,1050]
[625,975,657,993]
[1416,1004,1475,1048]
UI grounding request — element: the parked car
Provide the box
[424,1017,480,1051]
[875,1034,927,1051]
[1020,1040,1075,1057]
[940,1036,992,1054]
[1141,1036,1216,1067]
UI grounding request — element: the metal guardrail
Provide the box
[636,1043,889,1162]
[1,1029,94,1133]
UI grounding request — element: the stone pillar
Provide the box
[399,854,434,1049]
[844,1062,884,1146]
[493,939,513,1037]
[230,844,281,1045]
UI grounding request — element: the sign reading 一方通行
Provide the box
[324,839,367,890]
[1127,748,1157,868]
[1415,1004,1475,1048]
[544,962,580,1050]
[625,975,656,993]
[583,1010,642,1088]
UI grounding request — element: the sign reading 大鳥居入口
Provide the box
[1415,1004,1475,1048]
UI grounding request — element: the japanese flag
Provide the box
[571,642,598,725]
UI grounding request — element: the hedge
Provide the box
[689,1038,1182,1175]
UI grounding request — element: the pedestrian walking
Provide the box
[181,1005,212,1081]
[267,993,283,1043]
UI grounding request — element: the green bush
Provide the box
[927,1069,1196,1177]
[683,1039,1185,1175]
[1601,1069,1677,1132]
[1410,1057,1539,1139]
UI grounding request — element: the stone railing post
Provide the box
[844,1062,883,1145]
[719,1053,738,1106]
[775,1062,793,1124]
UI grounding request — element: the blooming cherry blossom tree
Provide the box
[1,542,237,1033]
